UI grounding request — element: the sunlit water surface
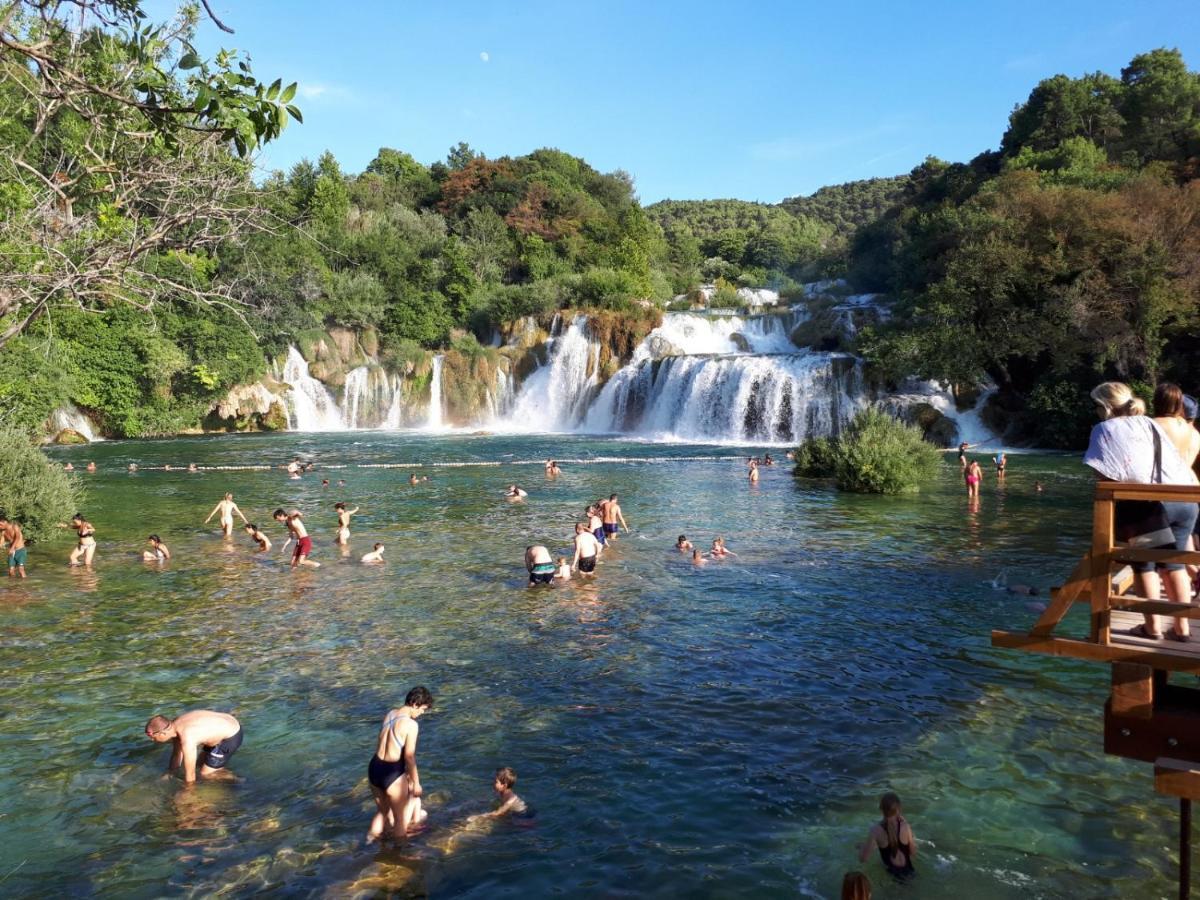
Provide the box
[0,433,1181,898]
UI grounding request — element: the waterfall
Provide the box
[584,351,864,443]
[504,315,602,431]
[426,355,445,429]
[50,405,100,442]
[279,346,345,431]
[344,365,401,430]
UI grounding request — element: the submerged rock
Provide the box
[52,428,89,445]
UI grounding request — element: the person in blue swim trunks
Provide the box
[525,544,555,585]
[145,710,242,783]
[600,494,629,540]
[0,514,27,578]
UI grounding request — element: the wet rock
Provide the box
[52,428,89,445]
[729,333,752,353]
[644,333,684,359]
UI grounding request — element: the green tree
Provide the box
[0,427,83,544]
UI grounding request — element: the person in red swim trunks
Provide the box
[274,508,321,569]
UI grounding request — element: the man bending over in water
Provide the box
[145,710,242,783]
[572,522,600,575]
[0,514,27,578]
[244,522,272,552]
[367,686,433,842]
[273,508,321,569]
[204,493,247,537]
[600,494,629,540]
[525,545,555,585]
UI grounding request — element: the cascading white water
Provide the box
[584,351,865,443]
[49,405,100,442]
[650,310,803,355]
[426,355,445,429]
[504,316,601,431]
[343,365,402,429]
[280,346,345,431]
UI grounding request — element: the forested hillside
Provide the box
[847,48,1200,447]
[781,176,910,235]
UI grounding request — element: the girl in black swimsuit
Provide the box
[859,791,915,878]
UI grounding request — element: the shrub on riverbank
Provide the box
[794,408,941,493]
[0,428,83,543]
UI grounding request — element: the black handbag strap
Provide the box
[1149,419,1163,484]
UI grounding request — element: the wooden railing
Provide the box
[992,482,1200,673]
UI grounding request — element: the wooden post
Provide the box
[1091,498,1114,643]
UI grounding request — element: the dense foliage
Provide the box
[781,176,910,236]
[0,428,83,543]
[794,408,942,494]
[846,49,1200,448]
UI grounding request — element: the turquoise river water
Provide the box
[0,433,1185,898]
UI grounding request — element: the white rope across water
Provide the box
[120,455,756,472]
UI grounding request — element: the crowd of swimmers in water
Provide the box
[19,450,922,891]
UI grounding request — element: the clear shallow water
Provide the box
[0,433,1182,898]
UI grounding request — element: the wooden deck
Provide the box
[1112,610,1200,656]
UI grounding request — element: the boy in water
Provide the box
[469,767,528,821]
[273,508,321,569]
[244,523,272,552]
[0,514,27,577]
[362,543,385,563]
[676,535,693,552]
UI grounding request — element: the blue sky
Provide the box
[192,0,1198,203]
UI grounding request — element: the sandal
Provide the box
[1128,624,1164,640]
[1167,630,1191,643]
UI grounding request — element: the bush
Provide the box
[794,407,941,493]
[0,428,83,543]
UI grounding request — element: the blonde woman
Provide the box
[1084,382,1197,641]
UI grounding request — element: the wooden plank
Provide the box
[1110,599,1200,618]
[1091,498,1114,643]
[991,631,1200,673]
[1112,663,1155,718]
[1096,484,1200,502]
[1155,758,1200,799]
[1034,553,1091,636]
[1114,549,1200,565]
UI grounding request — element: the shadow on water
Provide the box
[0,435,1179,897]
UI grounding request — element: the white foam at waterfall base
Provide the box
[280,346,348,431]
[650,310,802,356]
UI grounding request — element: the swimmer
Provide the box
[286,458,301,476]
[273,508,320,569]
[409,473,419,486]
[1035,481,1044,493]
[244,523,272,552]
[0,514,28,577]
[422,475,429,482]
[187,463,198,473]
[337,479,345,487]
[163,464,172,471]
[142,534,170,562]
[366,686,433,842]
[1006,584,1040,596]
[145,710,242,784]
[468,767,529,822]
[966,459,982,498]
[859,791,916,878]
[554,556,571,581]
[692,549,707,566]
[545,460,561,476]
[572,522,600,575]
[525,545,555,586]
[361,543,385,563]
[505,485,528,500]
[66,513,97,566]
[86,461,96,473]
[63,462,74,471]
[763,453,775,466]
[322,479,330,487]
[127,463,138,473]
[204,492,248,537]
[600,493,629,539]
[993,450,1007,479]
[676,535,693,552]
[749,459,760,483]
[710,537,737,558]
[335,502,360,545]
[785,450,795,461]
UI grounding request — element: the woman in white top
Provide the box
[1084,382,1198,641]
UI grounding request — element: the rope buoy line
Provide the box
[115,455,757,473]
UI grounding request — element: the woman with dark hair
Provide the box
[1153,382,1200,469]
[1085,382,1198,640]
[859,792,915,878]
